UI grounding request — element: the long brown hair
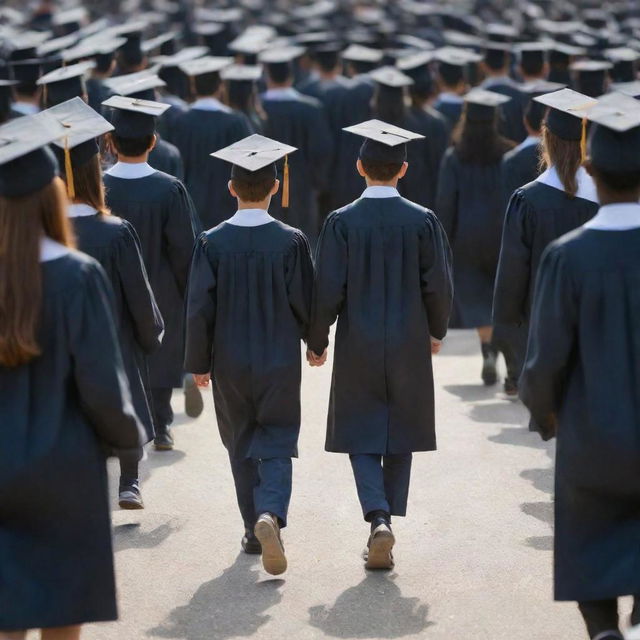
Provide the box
[452,108,515,165]
[539,124,583,198]
[67,155,110,215]
[0,178,75,367]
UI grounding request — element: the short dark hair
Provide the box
[267,62,292,85]
[438,63,464,87]
[520,58,545,78]
[231,165,276,202]
[194,72,221,96]
[15,82,39,97]
[110,133,155,158]
[360,159,404,181]
[590,164,640,193]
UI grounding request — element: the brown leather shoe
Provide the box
[365,522,395,570]
[254,513,287,575]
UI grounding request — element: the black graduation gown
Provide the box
[156,98,187,142]
[0,252,143,630]
[433,97,463,133]
[500,140,541,209]
[86,77,110,114]
[399,106,450,210]
[184,221,314,459]
[148,136,184,180]
[435,147,506,328]
[483,79,526,143]
[104,170,199,388]
[262,92,334,246]
[72,213,164,441]
[308,195,453,454]
[520,227,640,601]
[171,107,252,229]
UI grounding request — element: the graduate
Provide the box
[308,120,453,570]
[520,92,640,640]
[36,61,93,108]
[259,46,334,245]
[493,89,599,390]
[0,114,143,638]
[102,95,200,451]
[221,64,267,134]
[45,97,164,509]
[184,134,314,576]
[435,89,515,386]
[8,58,42,118]
[170,56,252,229]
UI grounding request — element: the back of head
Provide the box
[373,85,406,127]
[230,163,277,202]
[359,138,407,181]
[453,106,514,165]
[540,125,582,197]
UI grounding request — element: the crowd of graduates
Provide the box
[1,1,640,639]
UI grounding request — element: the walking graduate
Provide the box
[308,119,453,571]
[520,92,640,640]
[184,134,314,577]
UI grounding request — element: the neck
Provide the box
[15,93,39,105]
[522,73,543,83]
[196,92,222,101]
[319,69,338,81]
[267,81,292,90]
[117,154,149,164]
[237,198,271,210]
[365,179,398,189]
[599,194,640,206]
[441,84,464,96]
[486,69,508,78]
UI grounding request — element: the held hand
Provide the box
[306,349,328,367]
[430,337,442,355]
[193,373,211,388]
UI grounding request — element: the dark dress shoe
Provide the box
[241,531,262,555]
[481,343,498,386]
[154,429,174,451]
[503,376,518,396]
[119,483,144,510]
[184,376,204,418]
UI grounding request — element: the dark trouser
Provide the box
[150,387,174,434]
[492,324,528,381]
[578,599,620,638]
[119,447,143,486]
[229,455,292,529]
[349,454,413,521]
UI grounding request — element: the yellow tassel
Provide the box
[580,117,588,163]
[64,136,75,200]
[282,155,290,208]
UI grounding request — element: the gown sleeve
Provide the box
[420,213,454,340]
[519,243,577,440]
[184,234,216,375]
[285,231,315,341]
[69,260,145,451]
[164,180,199,298]
[116,221,164,354]
[435,148,460,243]
[307,107,335,194]
[493,189,534,325]
[307,212,348,355]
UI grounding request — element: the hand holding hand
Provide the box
[307,349,328,367]
[430,337,442,355]
[193,373,211,388]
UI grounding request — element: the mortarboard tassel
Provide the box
[580,117,588,163]
[64,136,75,200]
[282,155,289,208]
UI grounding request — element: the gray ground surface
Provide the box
[70,329,630,639]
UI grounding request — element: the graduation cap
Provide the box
[220,64,262,82]
[37,33,79,58]
[610,79,640,98]
[259,46,306,65]
[178,56,233,77]
[484,23,519,42]
[0,79,16,123]
[37,60,94,107]
[586,92,640,172]
[570,59,613,97]
[443,30,484,49]
[343,118,424,165]
[516,42,550,69]
[51,7,88,34]
[102,94,169,138]
[0,114,62,198]
[113,22,147,69]
[520,80,566,131]
[9,31,51,61]
[103,71,166,100]
[39,96,114,197]
[483,41,513,69]
[9,58,42,87]
[341,44,384,68]
[463,88,511,121]
[396,50,434,73]
[141,32,178,56]
[211,134,297,207]
[369,66,414,88]
[605,47,640,82]
[151,46,209,68]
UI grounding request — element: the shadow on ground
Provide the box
[148,553,282,640]
[308,572,433,638]
[114,515,183,552]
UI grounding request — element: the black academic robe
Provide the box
[399,106,450,210]
[500,140,541,210]
[483,78,526,143]
[433,97,463,133]
[104,170,199,388]
[308,195,453,455]
[520,226,640,601]
[148,136,184,180]
[156,98,187,142]
[171,107,252,230]
[0,252,143,630]
[86,77,111,114]
[184,221,314,459]
[436,147,506,328]
[261,92,334,246]
[72,214,164,441]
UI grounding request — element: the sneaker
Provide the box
[254,513,287,575]
[365,521,395,570]
[184,375,204,418]
[154,429,174,451]
[241,530,262,555]
[481,343,498,386]
[119,483,144,510]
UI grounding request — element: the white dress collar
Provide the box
[40,237,71,262]
[584,203,640,231]
[68,203,98,218]
[535,166,599,204]
[514,136,540,152]
[361,186,400,199]
[482,75,516,89]
[191,97,231,112]
[436,92,464,104]
[12,101,40,115]
[262,87,301,101]
[226,209,275,227]
[105,162,157,179]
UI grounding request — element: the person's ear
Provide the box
[356,158,367,178]
[149,134,158,152]
[397,161,409,179]
[271,178,280,196]
[228,180,238,198]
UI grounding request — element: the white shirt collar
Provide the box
[226,209,275,227]
[514,135,540,152]
[40,237,71,262]
[68,203,98,218]
[262,87,301,101]
[191,97,231,112]
[436,92,464,104]
[361,186,400,199]
[105,162,156,179]
[482,75,516,89]
[12,101,40,115]
[535,166,599,204]
[584,203,640,231]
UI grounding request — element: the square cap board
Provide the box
[343,119,425,145]
[211,133,297,171]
